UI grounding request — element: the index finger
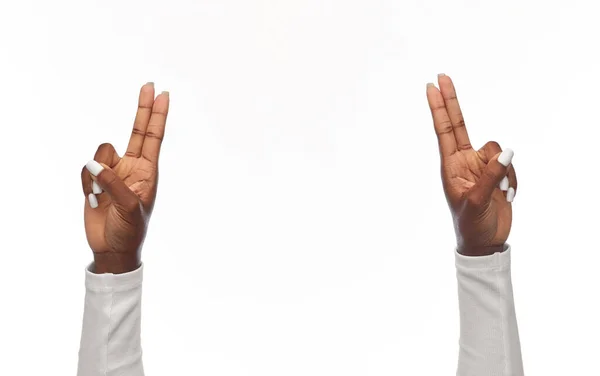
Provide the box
[141,91,170,164]
[438,74,472,151]
[125,82,155,158]
[426,83,457,158]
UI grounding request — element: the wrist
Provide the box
[92,252,141,274]
[457,243,506,257]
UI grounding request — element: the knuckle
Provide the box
[97,142,114,151]
[436,120,453,135]
[102,171,118,186]
[123,198,141,213]
[151,110,167,117]
[486,141,501,150]
[95,143,115,160]
[466,192,484,207]
[131,128,146,136]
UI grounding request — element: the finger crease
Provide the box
[145,132,163,141]
[436,128,454,135]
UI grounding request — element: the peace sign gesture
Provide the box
[426,74,517,256]
[81,82,170,273]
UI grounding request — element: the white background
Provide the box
[0,0,597,374]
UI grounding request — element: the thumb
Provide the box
[85,160,140,213]
[467,149,514,207]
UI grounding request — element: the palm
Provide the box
[443,148,512,246]
[444,149,487,195]
[84,157,156,252]
[83,83,169,255]
[113,157,157,205]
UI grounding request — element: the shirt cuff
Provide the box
[84,262,144,292]
[455,244,511,269]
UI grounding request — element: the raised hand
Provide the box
[81,82,170,273]
[426,74,517,256]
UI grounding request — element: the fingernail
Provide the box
[499,176,509,191]
[88,193,98,209]
[86,160,104,176]
[161,90,169,96]
[426,82,435,88]
[438,73,446,77]
[497,149,514,167]
[92,181,102,194]
[146,81,154,86]
[507,187,515,202]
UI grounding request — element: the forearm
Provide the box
[455,245,524,376]
[77,263,145,376]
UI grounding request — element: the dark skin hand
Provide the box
[426,74,518,257]
[81,82,170,273]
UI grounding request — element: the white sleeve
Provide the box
[77,263,145,376]
[455,246,524,376]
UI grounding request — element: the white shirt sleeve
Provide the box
[77,263,145,376]
[455,245,524,376]
[73,248,523,376]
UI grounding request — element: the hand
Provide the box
[426,74,517,256]
[81,82,170,273]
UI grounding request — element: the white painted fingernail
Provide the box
[92,181,102,194]
[88,193,98,208]
[86,160,104,176]
[498,149,514,167]
[507,187,515,202]
[499,176,509,191]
